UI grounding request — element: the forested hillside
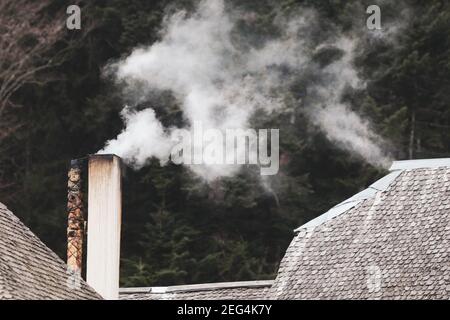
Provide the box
[0,0,449,286]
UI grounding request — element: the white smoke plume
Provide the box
[100,0,393,178]
[307,38,391,168]
[102,106,172,166]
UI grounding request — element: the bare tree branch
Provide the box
[0,0,79,137]
[0,0,84,195]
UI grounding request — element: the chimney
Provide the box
[67,159,85,275]
[86,154,123,300]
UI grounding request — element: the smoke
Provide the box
[102,107,172,166]
[100,0,394,178]
[306,38,391,168]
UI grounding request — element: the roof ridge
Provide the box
[293,157,450,233]
[294,170,403,232]
[119,280,274,294]
[389,158,450,171]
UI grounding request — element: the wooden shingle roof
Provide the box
[271,162,450,299]
[0,202,101,300]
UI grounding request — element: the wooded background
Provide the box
[0,0,449,286]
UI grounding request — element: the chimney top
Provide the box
[86,154,123,299]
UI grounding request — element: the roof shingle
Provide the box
[0,202,101,300]
[271,166,450,299]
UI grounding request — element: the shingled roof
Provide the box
[271,158,450,299]
[0,202,101,300]
[120,280,273,300]
[2,158,449,300]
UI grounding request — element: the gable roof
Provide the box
[0,202,101,300]
[120,280,273,300]
[271,159,450,299]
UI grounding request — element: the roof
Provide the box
[271,158,450,299]
[120,280,273,300]
[0,202,101,300]
[3,157,449,300]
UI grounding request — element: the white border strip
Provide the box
[390,158,450,171]
[119,280,274,294]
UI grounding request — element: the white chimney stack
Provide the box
[86,154,122,300]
